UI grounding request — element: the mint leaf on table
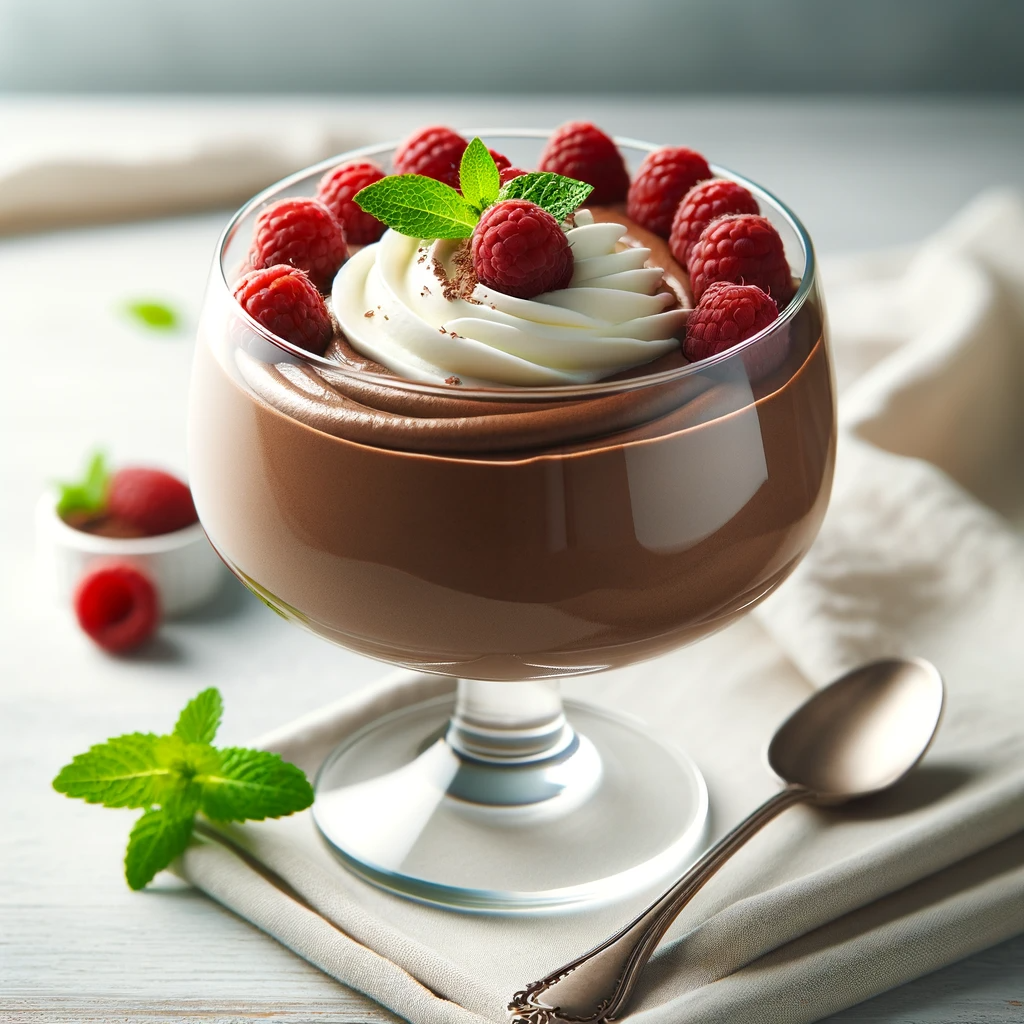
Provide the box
[174,687,223,745]
[125,807,195,891]
[354,175,479,239]
[198,748,315,823]
[497,172,594,222]
[56,450,110,518]
[124,299,180,331]
[53,688,314,890]
[459,137,500,213]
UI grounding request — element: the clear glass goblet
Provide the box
[188,131,835,911]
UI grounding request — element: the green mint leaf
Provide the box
[56,450,110,518]
[354,175,478,239]
[124,299,180,331]
[124,807,194,890]
[497,172,594,222]
[459,137,500,213]
[56,689,316,891]
[174,687,223,746]
[53,732,177,808]
[198,748,315,822]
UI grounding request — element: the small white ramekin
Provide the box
[35,491,226,617]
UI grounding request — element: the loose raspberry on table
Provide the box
[74,563,160,653]
[393,126,468,188]
[669,179,759,267]
[234,265,334,354]
[471,200,573,299]
[687,214,795,304]
[626,147,711,238]
[108,468,197,537]
[537,122,629,205]
[684,281,779,360]
[316,161,387,245]
[499,166,529,186]
[249,198,348,292]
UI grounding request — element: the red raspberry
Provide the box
[685,282,779,360]
[537,122,629,205]
[499,166,529,186]
[393,126,467,188]
[316,161,386,245]
[669,179,759,267]
[108,468,197,536]
[74,564,160,653]
[488,149,512,172]
[234,265,333,355]
[471,200,573,299]
[249,198,348,292]
[627,147,711,238]
[688,214,794,304]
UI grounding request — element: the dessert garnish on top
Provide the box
[232,122,799,377]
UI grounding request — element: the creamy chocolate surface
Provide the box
[189,208,835,680]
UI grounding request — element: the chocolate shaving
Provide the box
[449,244,481,303]
[444,376,462,386]
[432,244,480,303]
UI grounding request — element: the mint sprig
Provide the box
[56,450,111,519]
[53,688,314,890]
[354,138,593,240]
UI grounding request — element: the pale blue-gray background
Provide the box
[1,0,1021,94]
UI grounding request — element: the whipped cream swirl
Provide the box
[331,209,687,387]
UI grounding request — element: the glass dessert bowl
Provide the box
[188,129,835,910]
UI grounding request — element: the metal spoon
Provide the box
[508,657,945,1024]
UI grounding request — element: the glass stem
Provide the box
[447,679,575,764]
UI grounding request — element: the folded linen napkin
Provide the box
[173,190,1024,1023]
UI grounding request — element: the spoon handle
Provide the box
[509,784,809,1024]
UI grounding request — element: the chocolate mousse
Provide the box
[62,510,148,539]
[188,132,836,680]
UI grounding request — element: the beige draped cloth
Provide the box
[168,191,1024,1022]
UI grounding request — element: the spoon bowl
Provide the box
[768,657,945,802]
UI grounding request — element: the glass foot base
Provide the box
[313,695,708,912]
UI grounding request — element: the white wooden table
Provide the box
[3,98,1024,1023]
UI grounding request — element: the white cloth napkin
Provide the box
[0,102,384,233]
[171,191,1024,1023]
